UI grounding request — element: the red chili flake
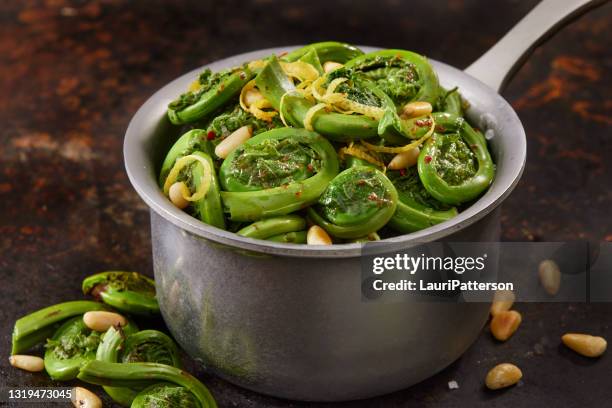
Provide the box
[357,179,366,186]
[415,119,432,127]
[295,191,302,197]
[367,192,379,201]
[399,168,407,176]
[435,125,446,132]
[424,155,432,164]
[306,164,314,172]
[207,131,216,140]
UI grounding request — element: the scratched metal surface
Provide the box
[0,0,610,407]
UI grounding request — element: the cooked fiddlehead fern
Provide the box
[78,360,217,408]
[44,316,137,381]
[344,49,440,107]
[256,56,380,142]
[131,383,199,408]
[167,65,254,125]
[96,327,181,406]
[387,168,458,233]
[11,301,109,355]
[83,271,159,316]
[237,215,306,240]
[162,150,225,229]
[219,127,339,221]
[418,112,495,205]
[307,166,398,238]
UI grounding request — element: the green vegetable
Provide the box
[282,41,363,64]
[220,127,339,221]
[168,65,254,125]
[131,383,199,408]
[189,152,226,229]
[256,56,379,142]
[159,130,214,187]
[387,168,458,233]
[237,215,306,240]
[436,87,463,116]
[44,316,137,381]
[96,327,181,406]
[83,271,159,316]
[12,300,109,355]
[308,166,398,238]
[78,360,217,408]
[344,49,440,107]
[266,230,307,244]
[418,113,495,205]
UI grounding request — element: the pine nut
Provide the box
[83,311,127,332]
[490,289,515,316]
[244,88,264,106]
[215,125,252,159]
[562,333,607,357]
[9,355,44,372]
[490,310,522,341]
[401,101,432,118]
[485,363,522,390]
[307,225,332,245]
[72,386,102,408]
[323,61,343,73]
[538,259,561,295]
[168,181,190,209]
[388,147,420,170]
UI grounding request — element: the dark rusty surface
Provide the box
[0,0,611,407]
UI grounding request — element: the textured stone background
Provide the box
[0,0,610,407]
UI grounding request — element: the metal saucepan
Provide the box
[123,0,603,401]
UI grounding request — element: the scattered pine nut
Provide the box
[9,355,44,372]
[83,311,127,332]
[562,333,607,358]
[323,61,343,73]
[307,225,332,245]
[490,310,522,341]
[538,259,561,295]
[215,125,252,159]
[72,386,102,408]
[490,289,515,316]
[168,181,190,209]
[401,101,432,118]
[388,148,420,170]
[485,363,522,390]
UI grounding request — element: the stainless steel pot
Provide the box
[124,0,602,401]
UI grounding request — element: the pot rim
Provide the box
[124,46,526,258]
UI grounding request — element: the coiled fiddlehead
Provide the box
[387,168,458,233]
[167,65,254,125]
[219,127,339,221]
[83,271,159,316]
[96,327,181,406]
[418,112,495,205]
[43,316,137,381]
[78,360,217,408]
[308,166,398,238]
[131,383,199,408]
[344,49,440,107]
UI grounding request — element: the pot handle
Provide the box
[465,0,607,92]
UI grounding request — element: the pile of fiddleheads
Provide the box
[160,41,496,244]
[9,271,218,407]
